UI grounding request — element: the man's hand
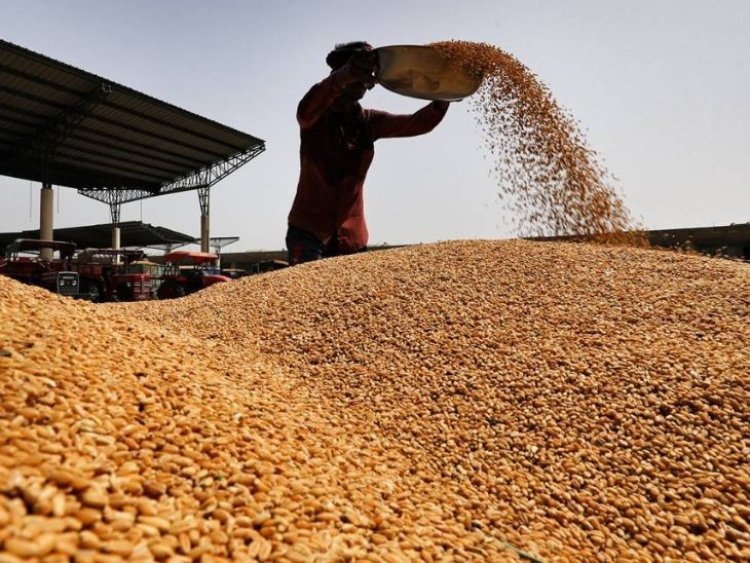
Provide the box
[336,50,377,89]
[349,50,377,80]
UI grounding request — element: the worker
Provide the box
[286,41,450,265]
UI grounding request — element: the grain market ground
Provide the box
[2,240,749,561]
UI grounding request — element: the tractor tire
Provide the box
[117,286,134,302]
[157,280,186,300]
[80,281,101,302]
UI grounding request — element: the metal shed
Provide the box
[0,221,197,254]
[0,38,265,251]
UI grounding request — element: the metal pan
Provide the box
[375,45,483,102]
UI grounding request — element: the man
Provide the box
[286,41,450,265]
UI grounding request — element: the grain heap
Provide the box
[432,41,641,243]
[2,240,750,562]
[2,275,481,562]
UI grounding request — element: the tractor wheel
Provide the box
[117,286,134,302]
[80,281,101,302]
[157,280,185,300]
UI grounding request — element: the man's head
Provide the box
[326,41,374,71]
[327,41,376,112]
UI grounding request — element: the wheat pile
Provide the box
[1,240,749,561]
[432,41,641,244]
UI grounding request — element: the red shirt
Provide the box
[288,74,449,253]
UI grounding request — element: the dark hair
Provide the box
[326,41,373,70]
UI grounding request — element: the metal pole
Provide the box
[109,193,122,261]
[198,186,210,253]
[39,183,54,260]
[111,226,121,252]
[201,214,210,253]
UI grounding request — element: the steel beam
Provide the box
[77,144,265,204]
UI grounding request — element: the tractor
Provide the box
[157,250,231,300]
[73,249,160,302]
[0,239,79,298]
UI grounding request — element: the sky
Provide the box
[1,0,749,252]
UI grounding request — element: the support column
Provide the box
[198,187,210,253]
[109,193,123,261]
[111,227,121,252]
[211,242,222,271]
[200,214,210,253]
[40,183,54,260]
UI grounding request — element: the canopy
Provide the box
[0,38,265,205]
[0,221,196,252]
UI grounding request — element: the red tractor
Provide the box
[73,249,164,302]
[157,250,231,300]
[0,239,80,298]
[115,259,163,301]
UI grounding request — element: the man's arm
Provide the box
[369,100,450,139]
[297,54,377,129]
[296,73,343,129]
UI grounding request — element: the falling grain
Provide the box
[433,40,643,244]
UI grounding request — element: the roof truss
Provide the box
[78,143,266,205]
[0,39,266,203]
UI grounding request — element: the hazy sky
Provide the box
[1,0,748,251]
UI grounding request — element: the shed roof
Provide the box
[0,221,196,252]
[0,39,265,204]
